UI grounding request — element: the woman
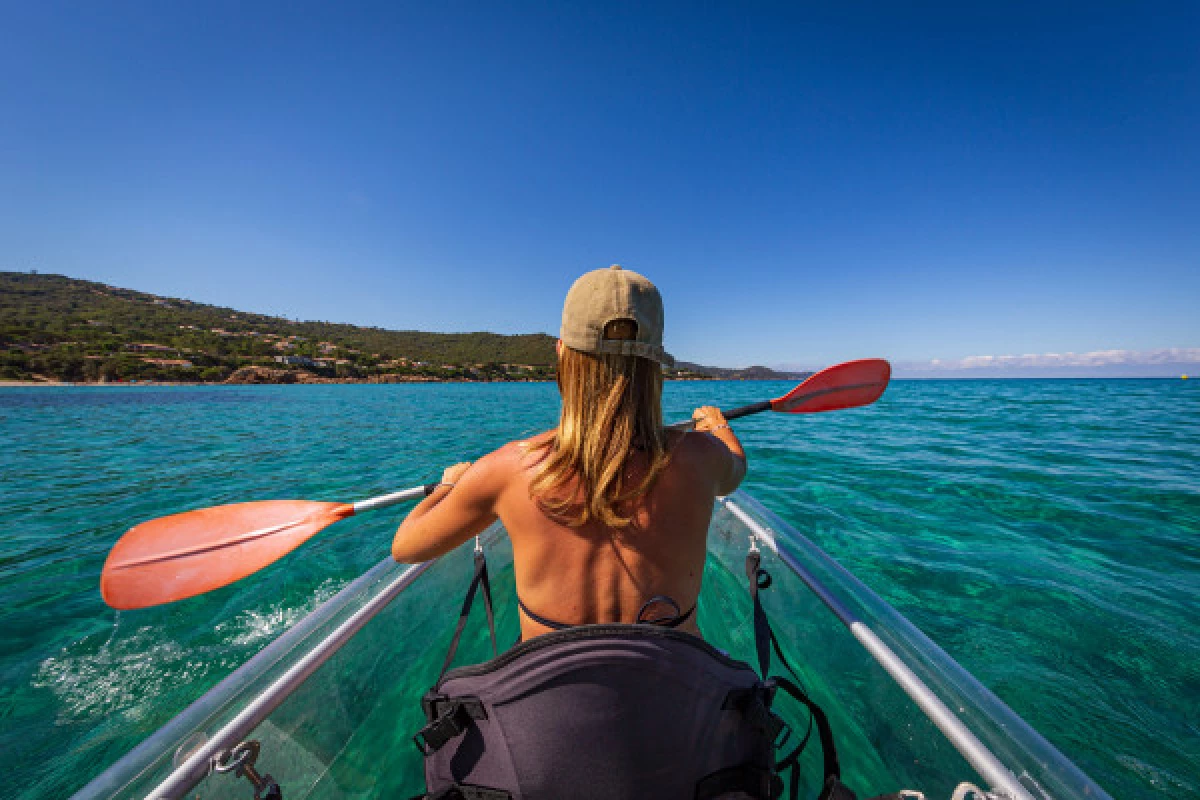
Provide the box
[396,267,781,800]
[392,264,746,640]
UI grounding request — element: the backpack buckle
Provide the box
[414,696,487,756]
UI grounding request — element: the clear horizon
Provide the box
[2,4,1197,376]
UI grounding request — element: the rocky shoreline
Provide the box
[0,368,719,387]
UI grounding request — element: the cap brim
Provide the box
[589,340,675,367]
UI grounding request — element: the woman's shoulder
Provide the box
[670,428,725,456]
[519,430,556,449]
[450,433,550,501]
[668,429,736,474]
[483,430,555,470]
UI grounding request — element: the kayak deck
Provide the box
[73,492,1112,799]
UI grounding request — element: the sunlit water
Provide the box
[1,381,1196,798]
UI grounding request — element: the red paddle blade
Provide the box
[101,500,354,610]
[771,358,891,414]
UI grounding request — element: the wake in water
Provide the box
[33,579,344,724]
[34,625,190,724]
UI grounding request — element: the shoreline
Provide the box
[1,376,1189,388]
[0,378,558,387]
[0,377,724,387]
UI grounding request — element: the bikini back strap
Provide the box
[636,594,696,628]
[516,595,574,631]
[517,593,696,631]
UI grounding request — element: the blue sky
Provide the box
[1,2,1197,374]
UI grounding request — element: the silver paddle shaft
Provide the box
[352,483,439,514]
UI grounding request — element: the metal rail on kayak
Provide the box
[153,562,436,798]
[72,491,1110,800]
[720,493,1112,800]
[74,558,439,800]
[723,496,1033,800]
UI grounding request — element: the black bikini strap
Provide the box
[516,595,573,631]
[518,593,696,631]
[437,548,498,683]
[636,595,696,628]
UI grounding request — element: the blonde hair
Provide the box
[530,321,669,528]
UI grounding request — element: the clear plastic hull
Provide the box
[74,492,1112,800]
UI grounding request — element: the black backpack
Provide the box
[412,547,877,800]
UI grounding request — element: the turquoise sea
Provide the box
[1,380,1196,798]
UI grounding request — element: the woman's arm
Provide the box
[391,452,505,563]
[692,405,747,495]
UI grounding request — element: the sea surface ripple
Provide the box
[0,380,1196,798]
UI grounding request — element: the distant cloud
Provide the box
[894,348,1200,378]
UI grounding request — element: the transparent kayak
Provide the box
[73,491,1112,800]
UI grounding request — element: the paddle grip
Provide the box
[722,400,773,421]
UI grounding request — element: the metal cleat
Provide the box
[212,740,282,800]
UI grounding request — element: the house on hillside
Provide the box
[274,355,317,367]
[126,343,174,353]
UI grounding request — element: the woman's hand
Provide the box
[691,406,728,432]
[441,461,473,486]
[393,456,499,563]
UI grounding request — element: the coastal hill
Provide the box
[0,272,807,384]
[676,362,807,381]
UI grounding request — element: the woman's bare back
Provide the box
[392,409,745,641]
[490,429,735,639]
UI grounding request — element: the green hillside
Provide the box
[0,272,803,383]
[0,272,562,382]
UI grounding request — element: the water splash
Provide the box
[33,626,197,724]
[214,578,343,648]
[33,580,344,726]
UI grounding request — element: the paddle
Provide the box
[101,485,437,610]
[671,358,891,429]
[100,358,890,610]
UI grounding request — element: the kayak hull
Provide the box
[72,491,1113,800]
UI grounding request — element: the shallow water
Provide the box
[0,380,1196,798]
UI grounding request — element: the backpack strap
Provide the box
[415,545,500,757]
[744,549,848,800]
[414,783,513,800]
[435,546,498,685]
[772,676,843,797]
[695,764,784,800]
[413,694,488,755]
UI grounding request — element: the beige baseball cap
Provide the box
[560,265,674,367]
